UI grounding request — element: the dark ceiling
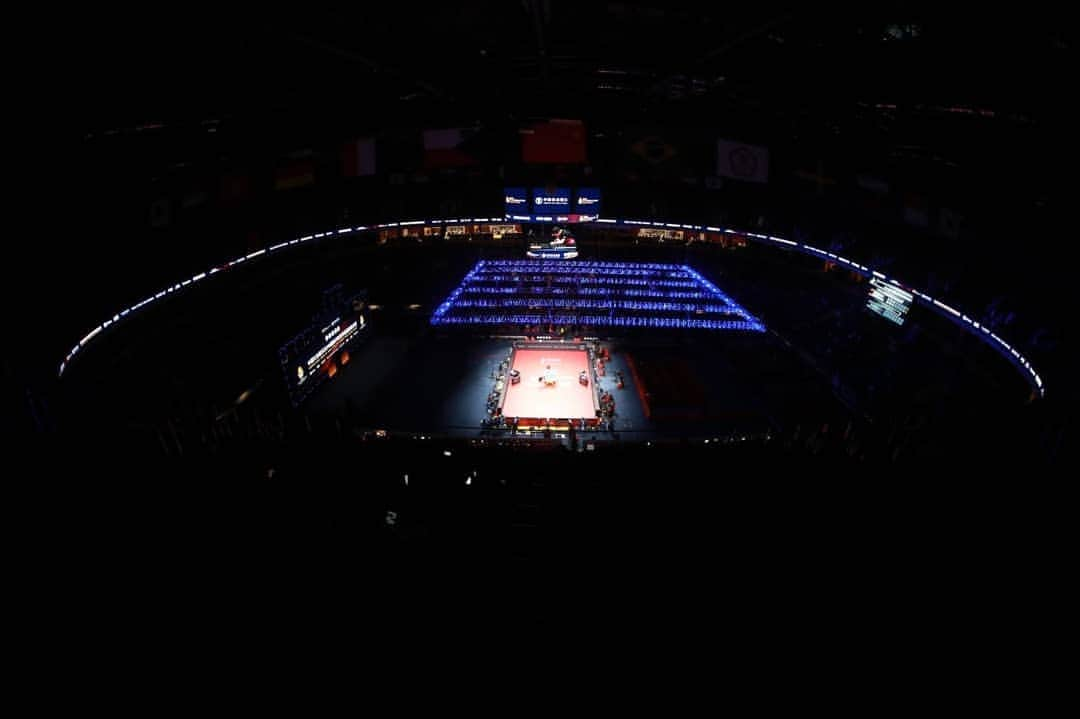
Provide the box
[67,3,1072,131]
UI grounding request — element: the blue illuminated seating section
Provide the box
[430,260,766,332]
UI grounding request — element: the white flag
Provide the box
[717,139,769,183]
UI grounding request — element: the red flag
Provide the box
[422,129,477,168]
[522,119,587,164]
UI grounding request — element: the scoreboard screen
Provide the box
[531,187,571,214]
[866,278,913,325]
[280,287,368,406]
[574,187,601,217]
[504,187,528,215]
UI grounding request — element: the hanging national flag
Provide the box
[342,138,376,177]
[423,128,479,168]
[521,119,587,164]
[219,173,250,204]
[275,160,315,191]
[717,139,769,183]
[631,135,678,165]
[623,128,699,181]
[793,165,836,193]
[856,174,890,194]
[938,207,963,239]
[149,197,171,227]
[902,194,929,228]
[182,189,208,209]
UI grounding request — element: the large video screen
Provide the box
[575,187,601,216]
[280,290,368,406]
[531,187,571,214]
[866,278,913,325]
[504,187,528,215]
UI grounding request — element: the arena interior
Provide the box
[15,6,1074,628]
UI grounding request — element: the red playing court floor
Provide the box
[502,348,596,421]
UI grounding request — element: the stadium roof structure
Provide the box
[72,5,1070,134]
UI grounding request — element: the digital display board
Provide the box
[280,288,368,406]
[531,187,571,214]
[866,278,913,325]
[504,187,528,215]
[574,187,601,216]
